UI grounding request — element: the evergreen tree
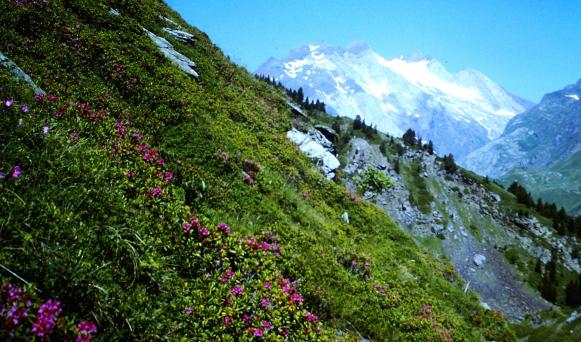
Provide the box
[565,279,581,307]
[442,154,458,174]
[426,140,434,155]
[297,87,304,104]
[402,128,416,146]
[353,115,363,130]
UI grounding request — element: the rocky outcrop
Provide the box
[0,51,44,94]
[286,128,339,179]
[340,137,574,321]
[144,28,199,78]
[163,28,195,43]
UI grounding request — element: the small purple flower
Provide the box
[184,307,193,316]
[200,226,209,236]
[21,104,29,113]
[76,320,97,334]
[262,320,271,329]
[31,299,61,338]
[43,126,49,135]
[217,223,232,235]
[242,314,251,324]
[12,166,21,178]
[263,281,272,290]
[164,171,173,182]
[4,99,14,107]
[151,187,163,197]
[143,153,152,162]
[224,316,233,326]
[253,328,264,337]
[183,222,192,234]
[231,285,244,296]
[0,170,5,180]
[70,131,79,141]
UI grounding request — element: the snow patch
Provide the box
[565,94,579,101]
[283,59,308,78]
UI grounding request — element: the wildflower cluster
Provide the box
[335,247,372,279]
[0,283,97,341]
[416,304,453,341]
[242,159,262,186]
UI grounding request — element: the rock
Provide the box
[287,101,307,117]
[314,125,338,142]
[143,28,199,77]
[109,8,120,16]
[473,254,487,267]
[481,302,491,310]
[286,128,339,179]
[341,211,349,224]
[566,310,580,324]
[0,51,45,94]
[163,28,195,43]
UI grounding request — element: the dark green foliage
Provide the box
[508,181,581,237]
[442,154,458,174]
[402,128,416,146]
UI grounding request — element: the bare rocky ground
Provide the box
[340,138,581,321]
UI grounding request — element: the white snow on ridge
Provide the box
[283,59,308,78]
[376,55,482,101]
[565,94,579,101]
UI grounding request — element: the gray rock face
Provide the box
[286,128,340,179]
[0,51,44,94]
[163,28,195,43]
[341,211,349,224]
[340,137,569,321]
[314,125,338,143]
[144,28,199,78]
[473,254,487,267]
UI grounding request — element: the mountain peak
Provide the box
[398,51,432,62]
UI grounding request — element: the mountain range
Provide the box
[256,42,533,160]
[464,79,581,214]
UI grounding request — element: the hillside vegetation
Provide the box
[0,1,516,340]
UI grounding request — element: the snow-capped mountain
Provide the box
[463,78,581,178]
[256,42,532,159]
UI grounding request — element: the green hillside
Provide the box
[501,151,581,216]
[0,1,514,340]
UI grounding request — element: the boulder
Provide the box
[341,211,349,224]
[144,28,199,77]
[286,128,339,179]
[473,254,487,267]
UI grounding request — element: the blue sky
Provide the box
[165,0,581,102]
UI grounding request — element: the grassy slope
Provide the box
[500,151,581,215]
[0,1,515,340]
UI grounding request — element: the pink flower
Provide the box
[143,153,152,162]
[184,307,193,316]
[70,131,79,141]
[224,316,233,326]
[217,223,231,235]
[305,311,318,322]
[260,297,270,309]
[225,270,234,278]
[242,314,251,324]
[21,104,29,113]
[263,281,272,290]
[138,144,148,153]
[262,320,271,329]
[422,305,432,313]
[32,299,61,338]
[281,328,289,336]
[4,99,14,107]
[290,293,304,304]
[151,187,163,197]
[200,226,209,236]
[231,285,244,296]
[183,222,192,234]
[164,171,173,182]
[253,328,264,337]
[47,94,58,102]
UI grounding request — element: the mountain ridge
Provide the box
[256,41,532,160]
